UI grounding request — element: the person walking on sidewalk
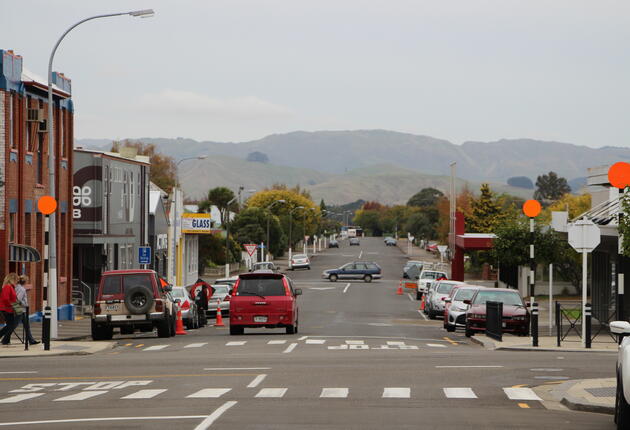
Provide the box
[0,273,20,345]
[15,276,38,345]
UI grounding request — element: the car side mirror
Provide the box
[611,321,630,335]
[463,299,471,305]
[164,285,172,292]
[294,289,302,296]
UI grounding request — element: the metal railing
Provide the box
[486,301,503,341]
[555,301,582,346]
[72,279,93,315]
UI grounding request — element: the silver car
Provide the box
[208,284,231,316]
[170,286,199,330]
[426,280,465,319]
[444,286,484,332]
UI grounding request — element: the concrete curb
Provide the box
[560,393,615,415]
[469,335,616,353]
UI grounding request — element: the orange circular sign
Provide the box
[608,162,630,189]
[37,196,57,215]
[522,199,541,218]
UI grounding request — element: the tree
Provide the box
[534,171,571,202]
[198,187,237,227]
[404,209,436,240]
[507,176,534,189]
[231,207,284,256]
[539,193,591,225]
[246,151,270,163]
[353,209,383,236]
[111,140,177,193]
[407,187,444,208]
[320,199,327,213]
[467,184,507,233]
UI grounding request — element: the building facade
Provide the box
[0,49,74,314]
[149,183,169,278]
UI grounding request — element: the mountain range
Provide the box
[76,130,629,204]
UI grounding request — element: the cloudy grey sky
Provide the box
[2,1,629,147]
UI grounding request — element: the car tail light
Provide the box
[155,300,163,312]
[94,304,101,315]
[181,300,190,310]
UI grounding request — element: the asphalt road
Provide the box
[0,237,618,429]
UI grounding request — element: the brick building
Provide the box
[0,50,74,315]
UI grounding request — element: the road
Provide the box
[0,237,617,429]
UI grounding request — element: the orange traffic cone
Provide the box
[420,294,426,311]
[396,281,403,295]
[215,300,225,327]
[175,308,187,335]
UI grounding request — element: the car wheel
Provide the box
[363,275,372,283]
[307,266,311,270]
[286,324,296,334]
[91,321,113,341]
[465,324,474,338]
[617,374,630,429]
[428,309,437,320]
[446,324,455,333]
[330,274,338,282]
[157,317,171,338]
[229,325,244,335]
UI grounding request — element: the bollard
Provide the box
[585,302,592,349]
[24,306,29,351]
[555,301,561,347]
[42,306,51,351]
[531,302,539,347]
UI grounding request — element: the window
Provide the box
[122,274,153,293]
[236,278,286,296]
[37,132,44,184]
[24,213,31,245]
[102,275,121,295]
[8,93,14,149]
[436,284,455,294]
[8,213,15,242]
[355,263,368,270]
[25,98,32,152]
[454,289,477,301]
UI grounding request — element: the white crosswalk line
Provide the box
[427,344,447,348]
[387,341,405,346]
[187,388,232,398]
[121,389,167,399]
[305,339,326,344]
[382,387,410,398]
[225,341,246,346]
[255,388,287,398]
[54,391,108,401]
[345,340,365,345]
[184,343,208,348]
[143,345,169,351]
[267,340,287,345]
[320,388,348,398]
[443,388,477,399]
[503,387,542,401]
[0,393,45,403]
[247,374,267,388]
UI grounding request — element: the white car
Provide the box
[444,286,484,332]
[290,254,311,270]
[208,284,231,316]
[612,321,630,428]
[425,280,465,319]
[416,270,448,300]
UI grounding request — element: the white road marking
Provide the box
[184,343,208,348]
[534,376,569,380]
[407,293,414,301]
[427,344,447,348]
[297,336,308,341]
[503,387,542,401]
[0,393,45,403]
[359,251,363,259]
[193,401,238,430]
[530,368,563,372]
[267,340,287,345]
[187,388,232,398]
[225,341,246,346]
[54,390,108,401]
[121,389,167,399]
[320,388,349,398]
[113,381,153,390]
[0,371,38,374]
[343,283,351,293]
[204,367,271,371]
[283,343,298,354]
[255,388,287,398]
[368,323,393,327]
[435,365,504,368]
[382,387,410,398]
[345,340,365,345]
[417,310,428,320]
[387,341,405,346]
[311,287,336,290]
[443,388,477,399]
[247,374,267,388]
[305,339,326,344]
[0,416,208,427]
[349,344,369,349]
[143,345,169,351]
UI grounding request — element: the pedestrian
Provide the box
[15,275,39,345]
[0,273,21,345]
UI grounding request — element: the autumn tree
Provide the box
[111,140,177,193]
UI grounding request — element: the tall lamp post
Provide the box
[224,196,238,277]
[304,208,316,254]
[266,200,286,261]
[46,9,154,339]
[288,206,305,266]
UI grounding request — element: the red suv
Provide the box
[229,273,301,335]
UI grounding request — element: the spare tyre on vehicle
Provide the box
[124,285,154,315]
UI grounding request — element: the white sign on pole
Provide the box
[244,244,257,257]
[437,245,448,254]
[567,219,601,252]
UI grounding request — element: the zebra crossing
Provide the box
[0,385,541,403]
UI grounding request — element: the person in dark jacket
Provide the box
[0,273,20,345]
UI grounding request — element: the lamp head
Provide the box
[129,9,155,18]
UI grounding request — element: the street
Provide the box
[0,238,616,429]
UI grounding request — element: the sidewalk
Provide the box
[535,378,616,415]
[471,333,618,352]
[0,340,115,358]
[27,316,91,341]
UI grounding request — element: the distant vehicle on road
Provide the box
[464,288,529,337]
[416,270,448,300]
[444,285,484,332]
[229,272,301,335]
[322,261,381,283]
[289,254,311,270]
[349,238,360,246]
[403,261,424,279]
[425,280,464,319]
[250,262,278,273]
[612,321,630,428]
[347,228,357,238]
[328,239,339,248]
[385,237,397,246]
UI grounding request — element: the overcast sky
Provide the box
[2,1,629,147]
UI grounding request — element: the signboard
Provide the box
[181,213,213,234]
[244,244,257,257]
[568,219,601,253]
[437,245,448,254]
[138,246,151,265]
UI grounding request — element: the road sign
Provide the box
[138,246,151,265]
[568,219,601,253]
[437,245,448,254]
[244,244,257,256]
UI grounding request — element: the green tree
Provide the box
[404,209,436,240]
[353,209,383,236]
[231,207,285,256]
[407,187,444,208]
[467,184,506,233]
[534,171,571,202]
[199,187,237,227]
[111,140,177,193]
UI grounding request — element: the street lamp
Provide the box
[304,208,316,254]
[288,206,305,265]
[266,200,286,261]
[224,196,238,277]
[46,8,154,339]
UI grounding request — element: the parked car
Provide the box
[416,270,448,300]
[444,285,484,332]
[611,321,630,428]
[349,237,360,246]
[425,280,465,319]
[92,270,176,340]
[171,286,199,330]
[214,276,238,288]
[250,262,278,273]
[464,288,530,337]
[403,261,424,279]
[384,236,393,243]
[328,240,339,248]
[385,238,397,246]
[229,272,301,335]
[208,284,231,316]
[289,254,311,270]
[322,261,382,282]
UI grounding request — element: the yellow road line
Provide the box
[518,403,530,409]
[443,337,458,346]
[0,373,257,382]
[135,344,144,348]
[543,381,565,385]
[124,343,133,347]
[512,384,528,388]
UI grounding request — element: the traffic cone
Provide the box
[396,281,403,295]
[175,308,187,335]
[215,300,225,327]
[420,294,426,311]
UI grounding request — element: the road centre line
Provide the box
[343,283,350,293]
[194,401,237,430]
[435,365,504,368]
[283,343,298,354]
[0,415,209,427]
[247,374,267,388]
[204,368,271,371]
[0,371,38,374]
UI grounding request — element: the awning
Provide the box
[573,195,620,226]
[9,244,41,262]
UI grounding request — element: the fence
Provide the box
[72,278,93,315]
[486,301,503,341]
[556,300,616,347]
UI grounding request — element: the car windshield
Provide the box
[436,284,455,294]
[212,286,229,296]
[122,274,153,293]
[421,272,443,280]
[237,278,286,296]
[472,290,523,306]
[171,289,186,298]
[454,289,477,301]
